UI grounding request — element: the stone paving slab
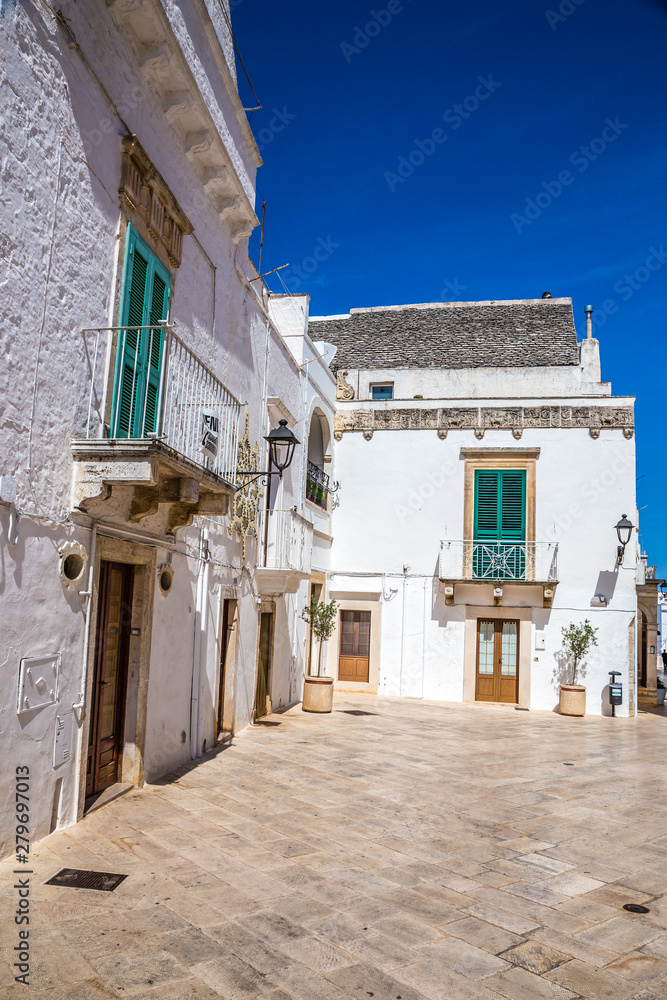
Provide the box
[3,694,667,998]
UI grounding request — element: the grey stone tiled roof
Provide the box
[308,298,580,371]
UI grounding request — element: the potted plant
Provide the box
[657,677,666,706]
[559,619,598,716]
[301,597,338,713]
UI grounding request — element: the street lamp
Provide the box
[265,420,299,476]
[615,514,634,566]
[236,419,300,490]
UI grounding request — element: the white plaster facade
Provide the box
[0,1,335,857]
[311,304,639,719]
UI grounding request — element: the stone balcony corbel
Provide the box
[71,440,231,538]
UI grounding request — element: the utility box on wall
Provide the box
[17,654,60,714]
[53,712,74,767]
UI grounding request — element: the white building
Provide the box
[0,2,335,856]
[311,298,639,715]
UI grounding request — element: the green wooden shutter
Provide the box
[474,472,500,539]
[143,270,168,433]
[473,470,526,579]
[474,470,525,539]
[499,471,525,540]
[115,240,148,437]
[112,226,171,438]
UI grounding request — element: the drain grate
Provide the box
[339,710,378,716]
[623,903,650,914]
[45,868,128,892]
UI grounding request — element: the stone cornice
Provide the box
[333,404,635,441]
[107,0,258,243]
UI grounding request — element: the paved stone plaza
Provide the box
[3,695,667,999]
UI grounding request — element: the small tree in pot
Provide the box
[301,597,339,713]
[559,619,598,716]
[301,597,338,676]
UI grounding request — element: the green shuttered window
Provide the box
[473,470,526,579]
[474,470,526,540]
[111,225,171,438]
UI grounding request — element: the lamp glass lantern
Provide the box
[615,514,634,564]
[265,419,299,477]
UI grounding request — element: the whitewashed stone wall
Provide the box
[0,1,334,855]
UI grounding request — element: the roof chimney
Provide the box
[585,304,593,339]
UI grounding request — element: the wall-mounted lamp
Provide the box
[236,420,300,491]
[615,514,635,566]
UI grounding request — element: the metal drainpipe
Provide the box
[72,522,97,816]
[422,577,428,700]
[190,528,209,759]
[399,568,408,696]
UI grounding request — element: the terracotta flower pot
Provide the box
[559,684,586,716]
[302,675,334,714]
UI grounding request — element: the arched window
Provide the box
[306,411,330,511]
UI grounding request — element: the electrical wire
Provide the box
[215,0,262,110]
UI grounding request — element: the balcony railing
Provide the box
[258,508,313,575]
[439,540,559,582]
[83,326,240,484]
[306,460,329,510]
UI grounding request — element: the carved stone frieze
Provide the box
[334,404,634,438]
[484,407,522,429]
[440,408,478,430]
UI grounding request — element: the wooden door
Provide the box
[254,612,273,719]
[475,619,519,703]
[87,562,133,797]
[338,611,371,682]
[217,599,237,739]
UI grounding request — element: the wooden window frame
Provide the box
[463,449,538,548]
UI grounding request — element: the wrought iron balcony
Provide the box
[439,540,559,608]
[72,326,241,533]
[306,460,329,510]
[255,508,313,595]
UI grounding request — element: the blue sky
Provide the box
[233,0,667,575]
